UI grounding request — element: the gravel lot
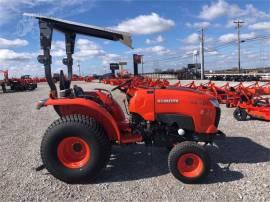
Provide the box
[0,80,269,201]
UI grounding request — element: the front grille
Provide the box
[215,107,221,127]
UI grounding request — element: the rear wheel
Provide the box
[168,141,210,183]
[41,114,111,183]
[233,107,247,121]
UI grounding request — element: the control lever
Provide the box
[123,98,130,115]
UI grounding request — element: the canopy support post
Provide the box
[37,19,57,97]
[63,32,76,89]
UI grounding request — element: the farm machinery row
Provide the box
[179,81,270,121]
[0,70,37,93]
[103,78,270,121]
[33,75,94,83]
[0,74,94,88]
[183,81,270,121]
[45,74,94,83]
[101,76,171,88]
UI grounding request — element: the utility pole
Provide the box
[141,55,144,75]
[77,60,81,76]
[200,28,205,80]
[234,20,244,73]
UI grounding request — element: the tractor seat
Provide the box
[73,85,103,105]
[73,85,84,97]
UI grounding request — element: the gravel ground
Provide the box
[0,80,269,202]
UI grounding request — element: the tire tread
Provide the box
[41,114,111,183]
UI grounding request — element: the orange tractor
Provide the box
[28,13,224,184]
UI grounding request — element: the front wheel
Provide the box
[41,115,111,183]
[168,141,210,183]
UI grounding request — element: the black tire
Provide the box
[233,107,247,121]
[30,84,37,90]
[41,114,111,183]
[27,84,33,91]
[28,84,36,91]
[1,83,6,93]
[13,84,18,91]
[168,141,210,184]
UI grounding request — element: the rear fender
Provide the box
[43,98,121,141]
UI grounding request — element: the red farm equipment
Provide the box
[224,81,270,108]
[207,82,241,107]
[233,87,270,121]
[29,14,224,184]
[0,71,37,92]
[260,82,270,95]
[72,74,85,81]
[84,76,94,82]
[245,81,270,95]
[33,77,47,83]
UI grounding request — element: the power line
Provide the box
[207,34,270,50]
[142,33,270,70]
[144,53,194,64]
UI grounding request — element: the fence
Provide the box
[142,73,178,79]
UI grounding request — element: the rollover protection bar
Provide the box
[24,13,132,97]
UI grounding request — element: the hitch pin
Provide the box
[36,99,48,110]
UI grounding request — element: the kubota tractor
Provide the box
[28,13,224,184]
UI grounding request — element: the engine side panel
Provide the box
[129,89,155,121]
[154,88,217,133]
[156,113,194,131]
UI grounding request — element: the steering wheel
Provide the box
[111,79,133,92]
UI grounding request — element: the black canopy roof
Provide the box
[23,13,132,48]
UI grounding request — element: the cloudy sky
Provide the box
[0,0,270,76]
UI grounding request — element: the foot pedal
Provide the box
[35,164,45,171]
[215,130,226,140]
[120,134,142,144]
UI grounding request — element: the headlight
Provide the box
[210,99,220,108]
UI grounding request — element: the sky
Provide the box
[0,0,270,77]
